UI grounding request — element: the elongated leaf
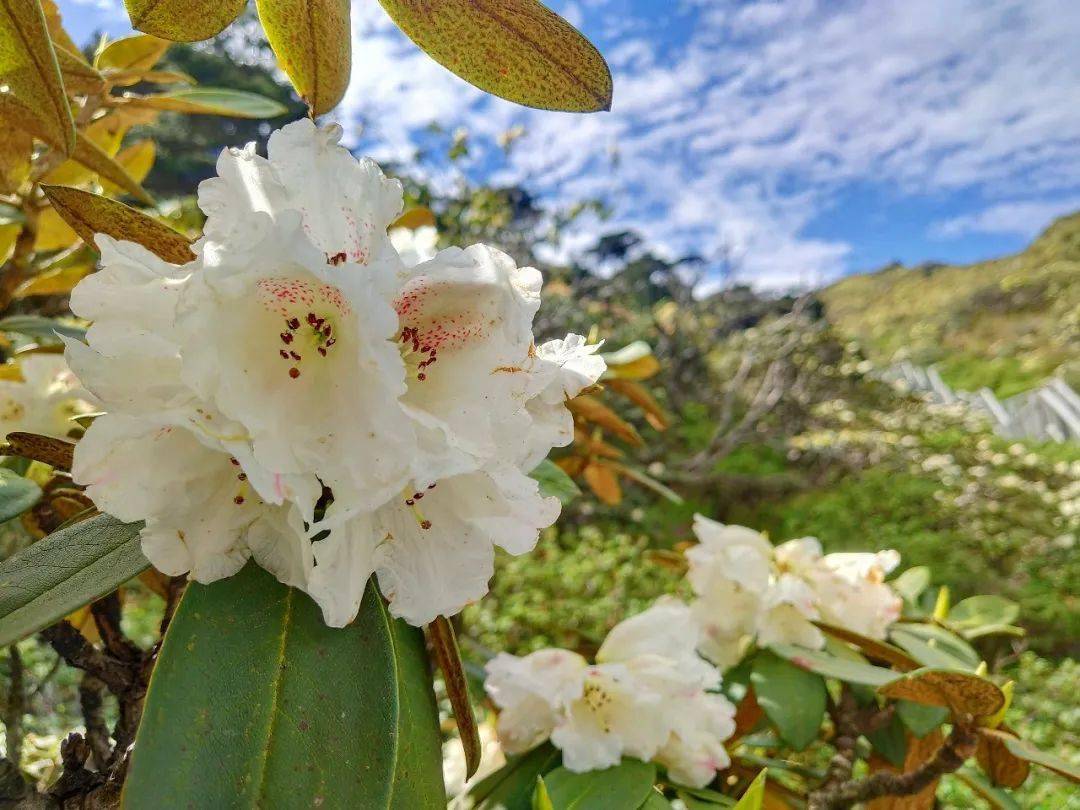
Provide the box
[378,0,612,112]
[0,0,75,151]
[0,313,85,342]
[40,0,80,56]
[429,616,481,780]
[33,204,78,251]
[768,643,896,687]
[256,0,349,115]
[751,651,826,750]
[733,770,766,810]
[530,459,580,506]
[95,33,168,74]
[568,395,643,445]
[468,742,560,810]
[0,513,147,646]
[543,759,655,810]
[122,87,288,118]
[890,626,978,672]
[879,668,1004,719]
[533,775,555,810]
[54,45,104,94]
[99,138,155,198]
[125,564,444,806]
[4,431,74,470]
[0,468,41,523]
[125,0,246,42]
[980,728,1080,783]
[948,595,1019,630]
[976,727,1030,788]
[954,767,1023,810]
[64,130,154,204]
[0,128,31,194]
[41,184,195,264]
[44,112,130,187]
[14,258,94,297]
[816,622,918,671]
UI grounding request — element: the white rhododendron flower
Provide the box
[66,119,604,628]
[485,600,734,788]
[686,516,902,668]
[0,354,92,440]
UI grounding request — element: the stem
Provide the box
[3,646,24,767]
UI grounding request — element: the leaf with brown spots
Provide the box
[0,0,76,152]
[428,616,481,779]
[125,0,246,42]
[378,0,611,112]
[54,45,104,94]
[816,621,919,671]
[4,431,74,471]
[0,127,32,194]
[41,185,194,264]
[878,668,1005,719]
[256,0,349,115]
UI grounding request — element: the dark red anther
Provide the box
[290,351,301,361]
[238,473,247,481]
[317,347,327,357]
[234,495,245,505]
[307,312,319,325]
[230,458,240,466]
[417,373,426,381]
[280,332,293,344]
[287,317,300,330]
[405,498,415,506]
[289,367,300,379]
[414,492,423,500]
[279,350,289,359]
[420,520,432,530]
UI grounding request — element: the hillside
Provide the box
[821,212,1080,397]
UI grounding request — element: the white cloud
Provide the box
[932,198,1080,239]
[338,0,1080,289]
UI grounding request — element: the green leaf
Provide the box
[125,564,444,807]
[530,459,581,506]
[41,184,195,264]
[543,759,656,810]
[123,87,288,118]
[866,714,908,768]
[469,742,561,810]
[892,566,931,603]
[896,699,949,738]
[638,790,674,809]
[890,625,980,671]
[733,770,766,810]
[750,651,826,751]
[980,729,1080,784]
[125,0,246,42]
[0,514,147,646]
[533,775,555,810]
[0,0,76,152]
[0,313,85,343]
[768,643,896,687]
[378,0,612,112]
[948,595,1020,630]
[0,468,41,523]
[255,0,350,115]
[955,767,1023,810]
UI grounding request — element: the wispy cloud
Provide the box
[932,198,1080,239]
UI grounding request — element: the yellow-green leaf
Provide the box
[391,206,437,230]
[41,184,194,264]
[54,45,105,94]
[14,259,93,297]
[44,112,129,186]
[121,87,288,118]
[256,0,350,115]
[104,67,194,85]
[0,0,76,152]
[378,0,612,112]
[0,128,32,194]
[0,222,19,262]
[63,129,154,204]
[95,33,168,76]
[100,138,155,197]
[33,204,79,251]
[125,0,246,42]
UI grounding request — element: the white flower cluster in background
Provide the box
[65,120,606,628]
[688,515,902,670]
[0,354,92,440]
[485,599,735,789]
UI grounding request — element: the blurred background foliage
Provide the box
[2,15,1077,808]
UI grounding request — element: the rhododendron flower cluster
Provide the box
[65,120,605,627]
[485,599,735,788]
[688,515,902,670]
[0,354,92,440]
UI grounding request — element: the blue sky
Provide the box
[58,0,1080,289]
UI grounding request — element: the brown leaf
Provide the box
[41,184,194,264]
[139,568,172,599]
[54,45,105,94]
[4,431,74,471]
[377,0,612,112]
[605,378,669,431]
[567,395,644,446]
[0,0,76,151]
[583,461,621,505]
[427,616,481,780]
[879,669,1005,719]
[732,687,764,741]
[554,455,586,477]
[256,0,350,115]
[976,726,1030,788]
[816,621,919,672]
[866,729,945,809]
[125,0,246,43]
[572,427,623,459]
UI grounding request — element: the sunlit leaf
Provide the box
[121,86,288,118]
[878,668,1005,718]
[816,621,919,671]
[40,0,80,56]
[583,461,621,505]
[54,45,105,94]
[41,184,194,263]
[64,129,154,203]
[102,67,194,85]
[605,378,669,430]
[125,0,246,42]
[948,595,1020,630]
[256,0,349,115]
[378,0,612,112]
[43,112,129,187]
[0,222,19,263]
[0,0,75,152]
[533,775,555,810]
[0,128,30,194]
[768,643,896,687]
[733,769,766,809]
[99,138,155,197]
[95,33,168,76]
[391,206,437,230]
[602,341,662,381]
[14,257,93,297]
[567,395,643,446]
[33,204,79,252]
[890,624,979,672]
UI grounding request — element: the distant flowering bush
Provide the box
[64,120,606,628]
[0,354,92,440]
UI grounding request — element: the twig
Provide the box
[3,646,24,768]
[39,622,133,695]
[79,674,112,769]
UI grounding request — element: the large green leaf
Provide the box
[124,87,288,118]
[896,699,949,738]
[750,651,826,751]
[0,514,147,646]
[0,0,75,152]
[378,0,612,112]
[125,0,246,42]
[468,742,561,810]
[948,595,1020,630]
[890,624,979,671]
[125,563,444,808]
[0,468,41,523]
[768,643,896,687]
[255,0,350,116]
[542,759,656,810]
[530,459,581,506]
